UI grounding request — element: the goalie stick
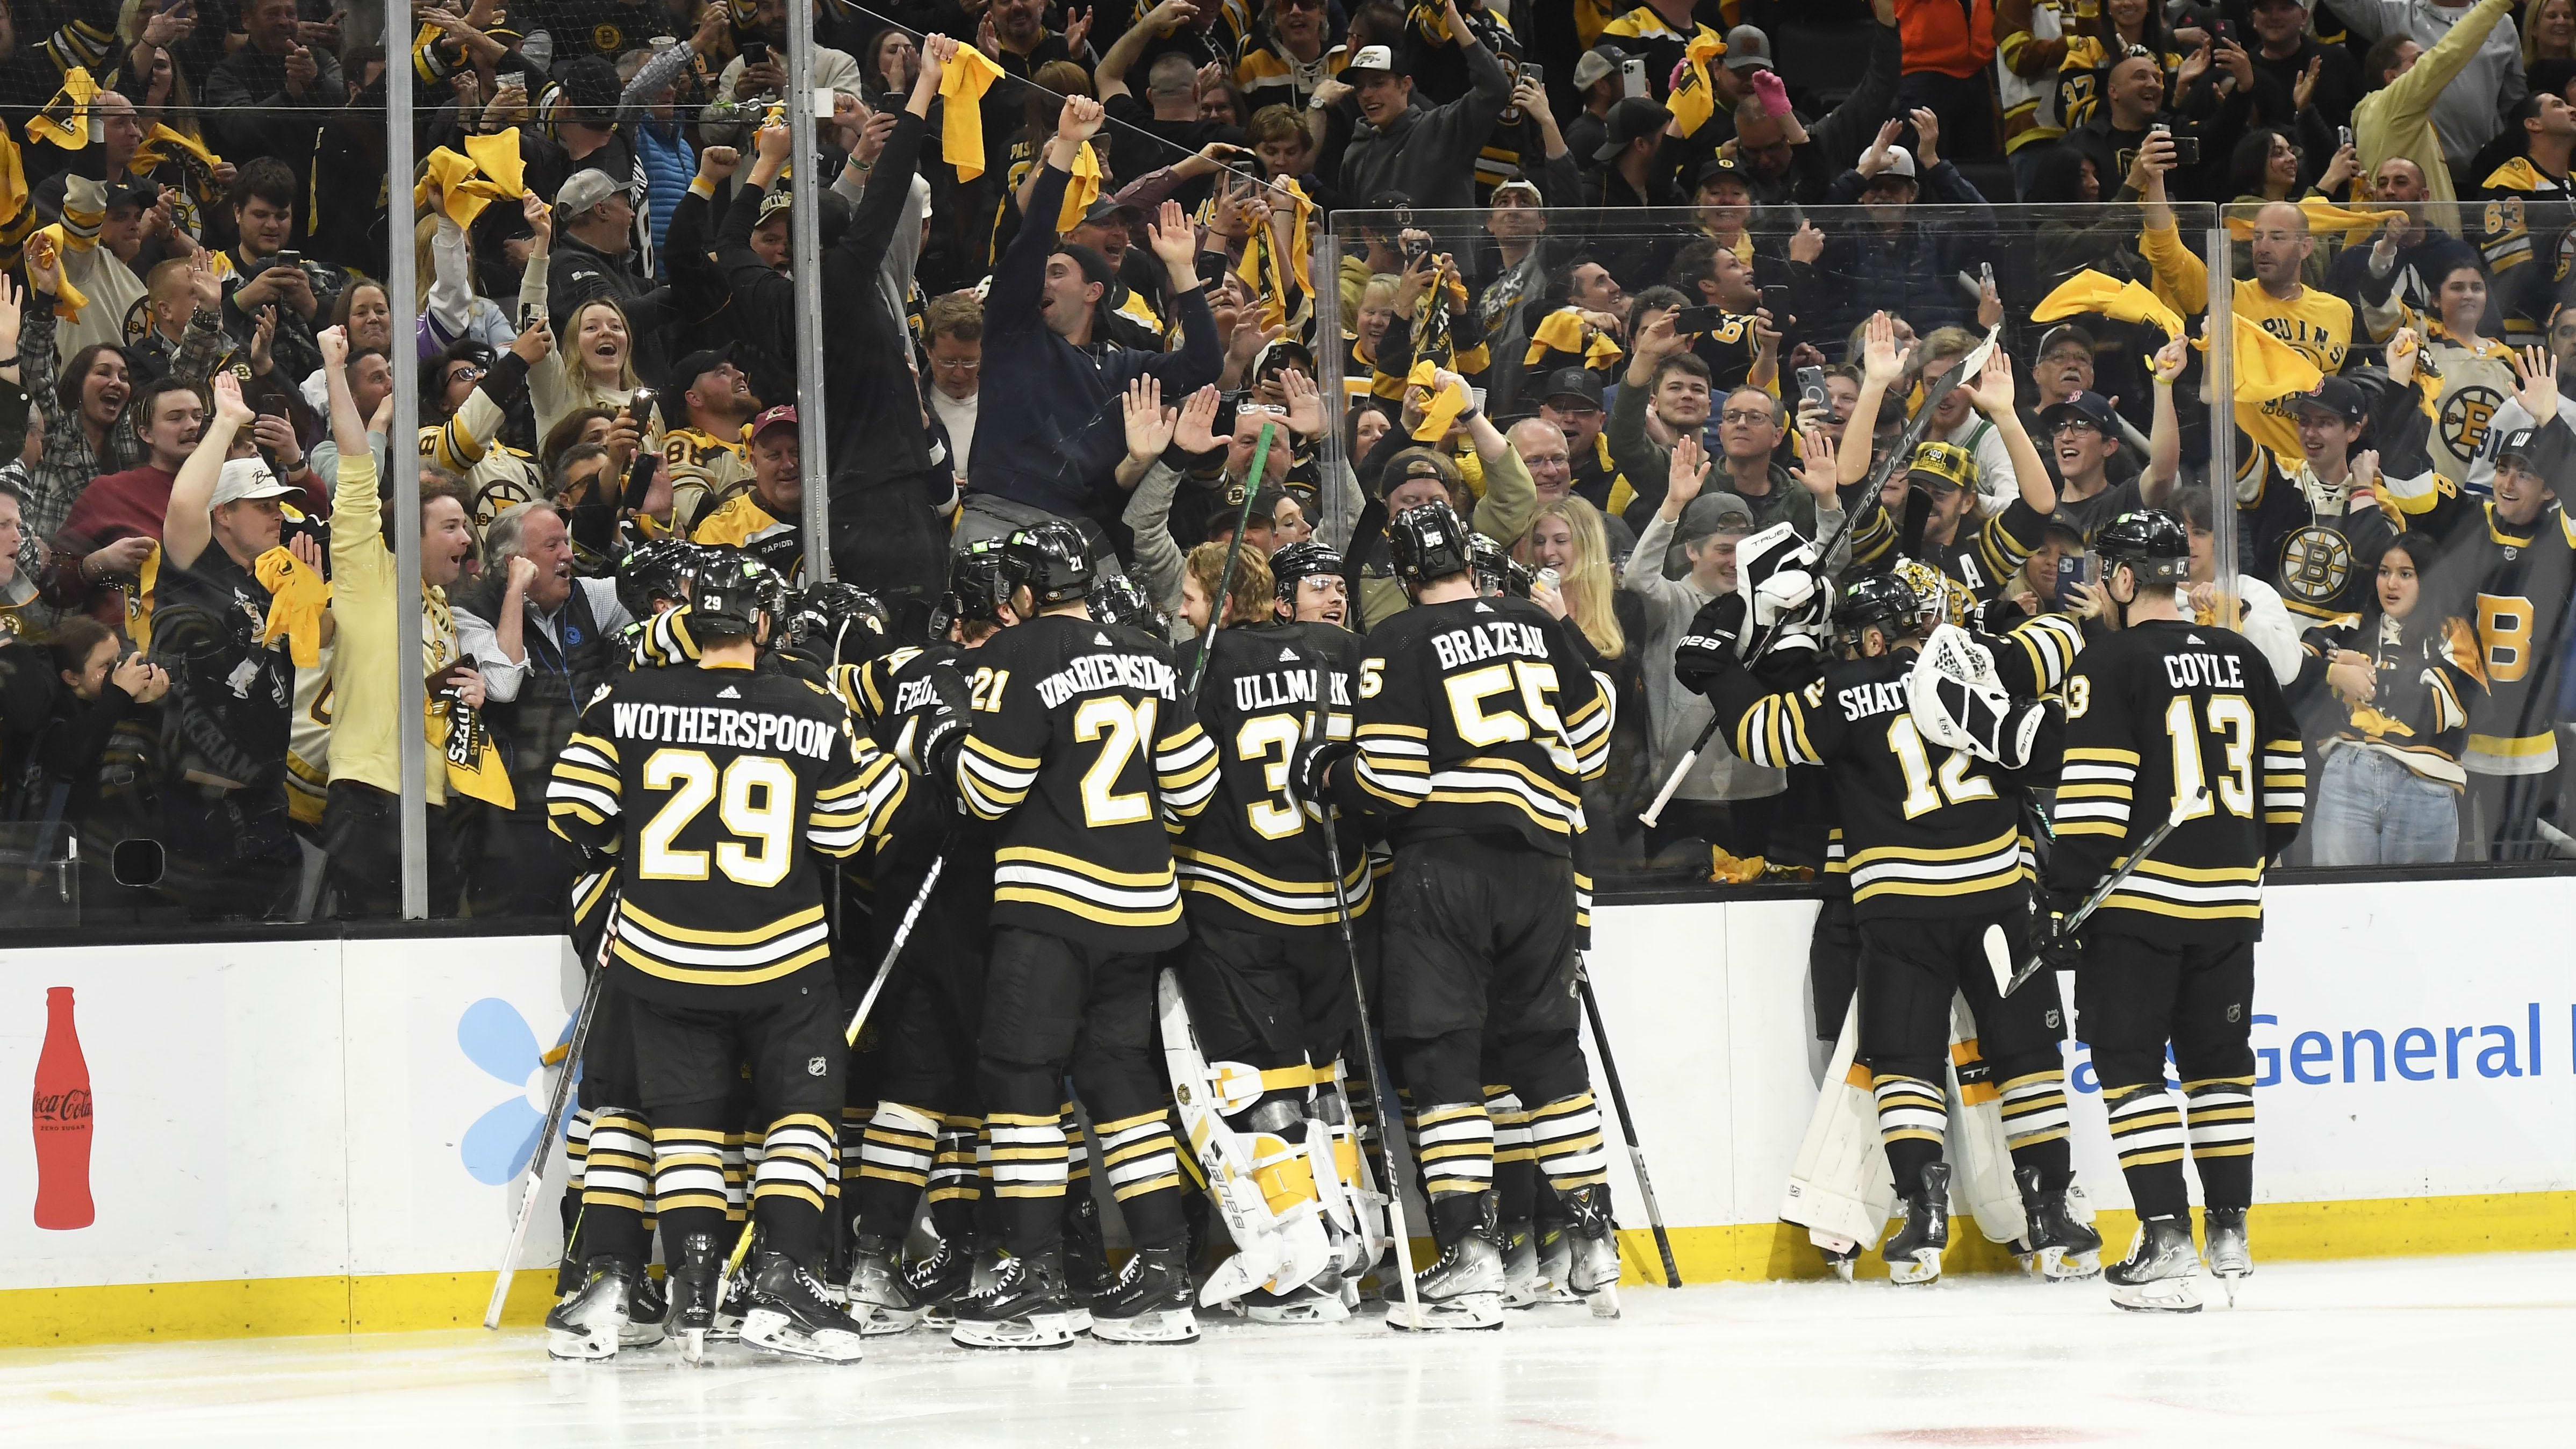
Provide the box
[484,890,618,1330]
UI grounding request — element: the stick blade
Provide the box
[1982,923,2011,995]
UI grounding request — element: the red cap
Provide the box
[750,404,798,440]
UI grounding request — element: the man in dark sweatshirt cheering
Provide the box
[967,93,1223,557]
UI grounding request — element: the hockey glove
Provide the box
[901,663,975,781]
[1672,592,1749,696]
[2039,884,2089,970]
[1286,737,1356,817]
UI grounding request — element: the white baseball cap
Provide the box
[210,457,298,508]
[1346,45,1395,74]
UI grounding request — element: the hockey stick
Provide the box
[2001,786,2209,997]
[1575,962,1682,1289]
[484,894,618,1330]
[1183,421,1280,705]
[1638,715,1720,830]
[1319,819,1425,1326]
[712,855,951,1304]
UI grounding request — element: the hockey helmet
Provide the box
[690,550,788,637]
[1090,572,1166,634]
[783,580,895,666]
[1268,539,1345,604]
[2094,508,2191,586]
[1386,500,1474,587]
[1001,520,1096,607]
[614,537,696,618]
[1889,556,1974,630]
[1834,571,1923,653]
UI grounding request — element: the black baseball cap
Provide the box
[1078,198,1144,229]
[668,342,737,399]
[1595,97,1673,162]
[1695,155,1752,192]
[2287,375,2368,425]
[2038,390,2121,435]
[1540,367,1604,408]
[2497,426,2548,468]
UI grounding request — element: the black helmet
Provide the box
[2095,508,2191,585]
[1089,572,1164,634]
[690,549,787,637]
[615,537,695,618]
[1834,571,1922,651]
[1467,533,1533,599]
[934,539,1015,637]
[783,580,894,666]
[1268,539,1344,604]
[1002,520,1096,607]
[1386,500,1474,587]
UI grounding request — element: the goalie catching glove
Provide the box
[1906,623,2047,769]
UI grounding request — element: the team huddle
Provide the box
[527,494,2299,1364]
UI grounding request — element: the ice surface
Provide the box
[8,1252,2571,1447]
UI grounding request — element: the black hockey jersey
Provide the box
[2046,619,2306,944]
[952,614,1220,949]
[1174,621,1372,933]
[1852,496,2051,601]
[1349,597,1613,857]
[548,658,909,1005]
[2405,493,2576,777]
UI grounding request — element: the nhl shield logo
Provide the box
[2045,1009,2061,1029]
[2226,1003,2243,1022]
[806,1056,828,1076]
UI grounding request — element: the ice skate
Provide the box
[2013,1166,2103,1281]
[1086,1245,1200,1344]
[950,1253,1083,1350]
[2203,1207,2252,1306]
[664,1232,721,1364]
[1060,1194,1109,1335]
[910,1236,979,1328]
[1882,1163,1950,1286]
[1499,1218,1542,1309]
[543,1256,638,1360]
[1816,1236,1865,1283]
[1561,1183,1624,1318]
[1243,1272,1352,1325]
[622,1268,668,1349]
[844,1233,932,1336]
[2106,1215,2204,1313]
[738,1251,865,1363]
[1530,1221,1584,1303]
[713,1266,753,1342]
[1389,1196,1507,1331]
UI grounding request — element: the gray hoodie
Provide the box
[1335,41,1515,212]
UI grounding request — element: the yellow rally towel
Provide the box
[1524,306,1624,370]
[415,131,527,231]
[431,696,518,809]
[2034,269,2185,339]
[2198,311,2324,402]
[124,539,163,653]
[25,66,99,149]
[937,47,1007,182]
[1407,359,1471,441]
[253,547,333,668]
[0,124,24,232]
[1666,33,1728,139]
[1052,142,1102,232]
[1233,176,1316,334]
[130,123,224,182]
[24,231,89,322]
[2225,198,2407,248]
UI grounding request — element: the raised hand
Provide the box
[1860,310,1909,387]
[1144,197,1199,268]
[1173,384,1225,453]
[2516,345,2560,425]
[1668,432,1710,511]
[318,322,349,368]
[1280,368,1325,437]
[211,369,253,427]
[509,318,552,364]
[1793,422,1838,499]
[1961,347,2017,415]
[1122,375,1175,461]
[2152,333,2190,385]
[1058,94,1104,143]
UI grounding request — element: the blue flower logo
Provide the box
[457,997,573,1185]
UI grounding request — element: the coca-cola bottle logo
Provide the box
[34,1087,94,1123]
[34,985,95,1230]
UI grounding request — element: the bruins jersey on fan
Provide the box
[2141,220,2356,460]
[547,657,909,1005]
[1851,496,2052,600]
[692,491,805,584]
[1174,622,1372,933]
[2046,619,2305,943]
[662,425,754,531]
[1350,597,1612,856]
[2471,159,2576,348]
[952,615,1219,949]
[2235,441,2408,624]
[2411,493,2576,775]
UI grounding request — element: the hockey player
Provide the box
[1290,500,1621,1328]
[830,547,1017,1333]
[2044,510,2306,1311]
[543,555,911,1362]
[934,520,1221,1348]
[1167,546,1383,1323]
[1269,538,1351,626]
[1677,564,2096,1287]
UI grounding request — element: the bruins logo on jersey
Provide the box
[592,22,625,53]
[474,476,540,529]
[2278,524,2354,605]
[122,294,155,345]
[2441,384,2505,461]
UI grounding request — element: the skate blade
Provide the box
[2108,1279,2204,1313]
[852,1302,932,1337]
[676,1328,708,1364]
[1386,1294,1505,1331]
[1580,1283,1621,1320]
[2214,1270,2248,1308]
[1829,1258,1857,1285]
[618,1320,668,1349]
[740,1311,866,1363]
[1530,1282,1585,1305]
[1090,1307,1200,1345]
[949,1311,1082,1350]
[543,1316,624,1361]
[2028,1246,2103,1282]
[1246,1297,1351,1325]
[1885,1251,1944,1286]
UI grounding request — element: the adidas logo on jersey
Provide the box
[1095,632,1111,645]
[1474,602,1493,613]
[718,685,742,699]
[1279,648,1301,662]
